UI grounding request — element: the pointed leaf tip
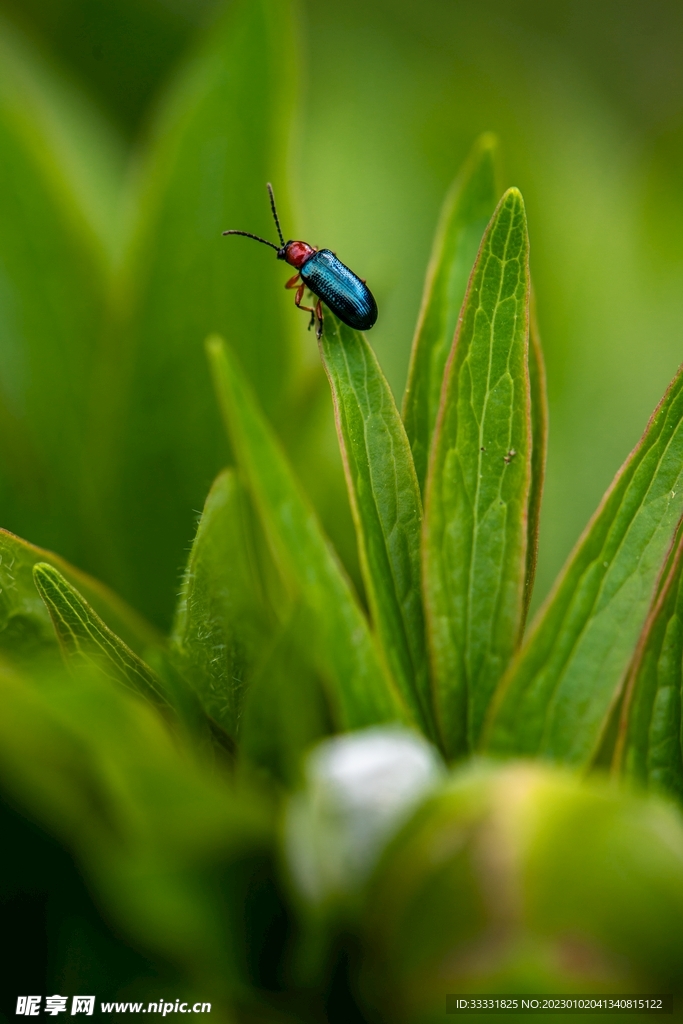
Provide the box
[170,467,279,739]
[33,562,169,711]
[403,135,502,493]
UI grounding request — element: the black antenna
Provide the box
[222,229,280,251]
[267,182,285,247]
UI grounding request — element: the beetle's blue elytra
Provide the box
[223,183,378,338]
[300,250,377,332]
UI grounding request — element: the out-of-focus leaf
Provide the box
[526,295,549,616]
[33,563,169,712]
[170,469,283,738]
[320,317,434,738]
[0,661,272,1006]
[0,14,124,258]
[485,362,683,766]
[615,528,683,802]
[207,335,408,730]
[0,16,123,562]
[423,189,532,758]
[402,134,500,493]
[86,0,300,626]
[360,763,683,1021]
[239,603,333,788]
[0,528,161,667]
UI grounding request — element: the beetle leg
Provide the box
[315,300,324,339]
[294,283,315,311]
[293,283,317,330]
[285,273,301,290]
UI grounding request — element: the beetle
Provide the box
[223,183,377,339]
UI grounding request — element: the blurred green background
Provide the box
[2,0,683,623]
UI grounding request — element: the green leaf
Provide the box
[0,16,123,563]
[33,563,169,711]
[615,527,683,802]
[85,0,301,626]
[0,528,160,667]
[423,188,532,758]
[319,316,435,740]
[0,661,272,1003]
[207,335,408,730]
[283,369,365,604]
[170,468,283,738]
[239,603,333,788]
[402,134,500,493]
[525,296,549,616]
[485,362,683,766]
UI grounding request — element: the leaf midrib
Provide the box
[464,207,520,704]
[37,569,164,700]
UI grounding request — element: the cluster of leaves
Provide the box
[4,0,683,1017]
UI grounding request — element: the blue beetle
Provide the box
[223,184,377,338]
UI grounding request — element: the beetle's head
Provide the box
[280,240,317,268]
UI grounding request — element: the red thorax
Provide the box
[280,240,317,268]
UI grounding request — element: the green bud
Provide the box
[359,762,683,1022]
